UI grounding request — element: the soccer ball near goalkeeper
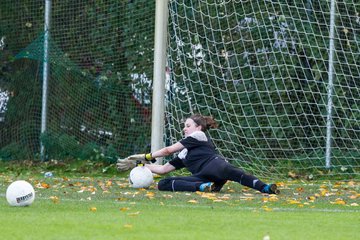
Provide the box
[6,180,35,207]
[129,166,154,188]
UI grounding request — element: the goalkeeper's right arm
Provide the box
[116,157,176,174]
[145,162,175,175]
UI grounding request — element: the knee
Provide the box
[157,178,171,191]
[223,164,245,177]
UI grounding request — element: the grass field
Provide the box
[0,161,359,240]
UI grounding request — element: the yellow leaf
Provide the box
[123,224,133,228]
[268,196,279,202]
[240,197,254,201]
[120,207,130,212]
[146,192,155,198]
[74,182,83,186]
[347,181,356,186]
[288,171,297,178]
[116,197,127,201]
[106,180,112,187]
[262,206,273,212]
[49,196,60,204]
[219,195,230,200]
[332,199,346,205]
[276,182,286,187]
[287,200,301,204]
[307,196,316,201]
[188,199,198,204]
[127,211,140,216]
[90,207,97,212]
[320,190,328,196]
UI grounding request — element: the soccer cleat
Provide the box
[199,182,213,192]
[211,180,227,192]
[261,184,280,195]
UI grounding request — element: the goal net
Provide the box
[165,0,360,178]
[0,1,155,162]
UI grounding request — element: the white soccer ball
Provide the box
[6,180,35,207]
[129,166,154,188]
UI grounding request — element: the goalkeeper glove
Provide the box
[128,153,156,163]
[116,158,136,172]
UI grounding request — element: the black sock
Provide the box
[240,174,266,191]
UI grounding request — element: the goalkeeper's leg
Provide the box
[221,164,279,194]
[158,176,208,192]
[211,180,227,192]
[200,158,279,194]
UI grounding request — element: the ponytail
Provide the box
[189,114,218,131]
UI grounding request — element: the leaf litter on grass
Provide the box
[0,170,359,212]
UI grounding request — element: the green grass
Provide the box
[0,161,359,240]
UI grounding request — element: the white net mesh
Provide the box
[165,0,360,178]
[0,1,155,160]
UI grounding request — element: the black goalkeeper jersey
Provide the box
[169,131,220,174]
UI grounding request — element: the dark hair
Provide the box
[189,114,218,131]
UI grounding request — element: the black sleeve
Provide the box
[168,156,185,170]
[180,136,199,150]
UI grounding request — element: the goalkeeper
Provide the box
[117,114,279,194]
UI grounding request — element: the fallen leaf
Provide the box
[347,181,356,187]
[263,234,270,240]
[49,196,60,204]
[307,196,316,202]
[123,224,133,228]
[331,199,346,205]
[127,211,140,216]
[287,200,301,204]
[268,196,279,202]
[288,171,298,178]
[146,192,155,198]
[120,207,130,212]
[90,207,97,212]
[262,206,273,212]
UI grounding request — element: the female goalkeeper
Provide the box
[117,114,279,194]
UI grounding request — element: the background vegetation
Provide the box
[0,1,359,178]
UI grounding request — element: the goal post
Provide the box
[160,0,360,178]
[151,0,169,164]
